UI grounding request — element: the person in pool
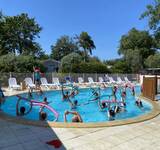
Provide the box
[39,97,50,113]
[16,97,33,116]
[63,91,70,100]
[43,97,49,105]
[16,105,27,116]
[36,85,43,95]
[132,86,135,96]
[61,85,75,100]
[112,86,117,100]
[28,87,33,99]
[0,86,5,109]
[90,88,100,101]
[114,105,122,113]
[71,100,78,108]
[64,110,83,123]
[18,106,26,116]
[67,98,78,109]
[39,106,47,121]
[121,89,126,107]
[107,104,118,121]
[135,98,143,108]
[70,87,79,98]
[99,101,108,110]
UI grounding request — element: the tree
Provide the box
[141,0,160,51]
[59,52,82,73]
[140,0,160,31]
[111,60,131,73]
[89,56,101,63]
[15,55,46,72]
[0,54,46,72]
[38,53,50,60]
[76,32,96,62]
[104,58,122,66]
[118,28,155,72]
[0,13,43,56]
[0,54,17,72]
[50,36,79,61]
[145,52,160,68]
[125,49,143,73]
[78,62,110,73]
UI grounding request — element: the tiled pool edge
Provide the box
[1,90,160,128]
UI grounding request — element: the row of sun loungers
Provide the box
[8,76,134,91]
[8,77,61,90]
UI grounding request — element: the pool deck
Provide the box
[1,89,160,150]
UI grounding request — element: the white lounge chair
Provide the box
[104,74,109,82]
[124,77,131,83]
[78,77,85,85]
[88,77,97,85]
[65,77,73,85]
[98,77,104,83]
[52,77,61,88]
[98,77,108,87]
[8,78,21,90]
[108,77,116,84]
[40,78,56,89]
[24,78,36,88]
[117,77,125,85]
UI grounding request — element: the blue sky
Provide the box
[0,0,153,60]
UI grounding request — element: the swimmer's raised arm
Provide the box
[61,85,65,96]
[98,100,103,110]
[68,98,74,107]
[69,111,83,122]
[39,106,44,120]
[64,110,83,122]
[64,110,70,122]
[114,105,118,113]
[76,112,83,123]
[16,99,20,116]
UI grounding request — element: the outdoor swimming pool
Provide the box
[1,86,152,123]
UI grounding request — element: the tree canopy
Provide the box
[50,36,79,61]
[140,0,160,31]
[59,52,82,73]
[111,59,131,73]
[145,52,160,68]
[0,54,46,72]
[141,0,160,51]
[118,28,155,72]
[0,12,43,57]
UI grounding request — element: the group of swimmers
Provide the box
[96,84,142,121]
[15,82,144,122]
[15,67,140,123]
[61,84,79,109]
[0,72,144,123]
[59,83,143,122]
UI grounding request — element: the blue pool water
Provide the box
[1,86,152,122]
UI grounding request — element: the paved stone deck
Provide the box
[0,106,160,150]
[1,89,160,149]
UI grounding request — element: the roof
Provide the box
[42,59,61,64]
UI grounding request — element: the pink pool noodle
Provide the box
[32,102,59,121]
[16,95,59,121]
[101,100,123,104]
